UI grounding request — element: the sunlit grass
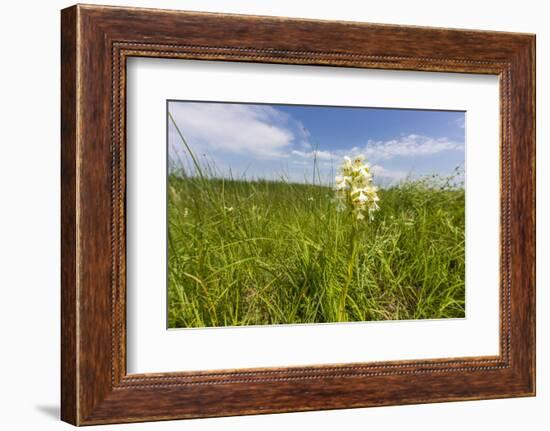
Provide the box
[167,172,465,328]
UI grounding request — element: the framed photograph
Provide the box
[61,4,536,425]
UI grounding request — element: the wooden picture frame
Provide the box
[61,4,535,425]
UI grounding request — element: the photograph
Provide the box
[167,100,466,328]
[51,2,536,426]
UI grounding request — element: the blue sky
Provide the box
[168,100,465,186]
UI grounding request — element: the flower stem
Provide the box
[338,222,359,321]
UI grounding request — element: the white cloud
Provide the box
[364,134,463,161]
[291,149,334,161]
[169,102,295,159]
[290,133,463,170]
[371,164,407,181]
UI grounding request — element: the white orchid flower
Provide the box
[334,154,380,222]
[335,175,351,191]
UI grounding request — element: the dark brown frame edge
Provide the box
[61,4,535,426]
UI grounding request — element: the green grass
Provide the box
[167,172,465,328]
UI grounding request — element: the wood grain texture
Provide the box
[60,5,78,425]
[60,4,536,425]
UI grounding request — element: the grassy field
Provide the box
[167,171,465,328]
